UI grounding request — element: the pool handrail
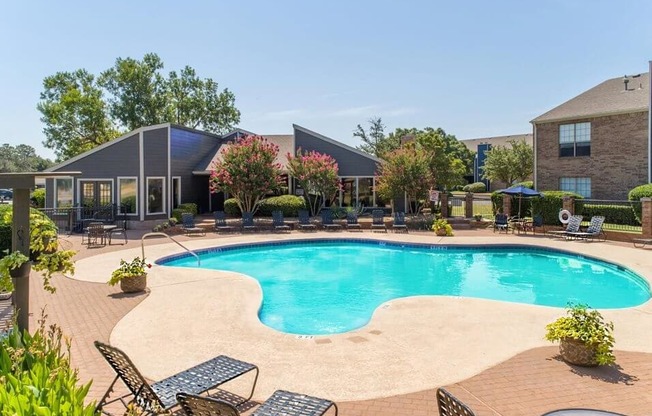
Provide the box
[141,232,200,266]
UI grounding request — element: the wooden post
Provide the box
[562,196,575,214]
[502,195,511,217]
[465,192,474,218]
[440,193,449,218]
[12,187,32,332]
[641,198,652,238]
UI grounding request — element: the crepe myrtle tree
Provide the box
[375,145,434,214]
[210,135,283,214]
[286,148,341,216]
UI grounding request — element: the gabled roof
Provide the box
[292,124,381,162]
[192,134,295,175]
[532,72,649,124]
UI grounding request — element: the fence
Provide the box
[574,199,641,233]
[39,204,127,234]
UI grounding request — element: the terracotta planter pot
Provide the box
[9,262,31,279]
[119,275,147,293]
[435,229,448,236]
[559,338,599,367]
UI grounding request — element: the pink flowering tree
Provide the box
[210,135,283,214]
[375,146,433,214]
[286,149,341,216]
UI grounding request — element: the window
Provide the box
[146,177,165,214]
[118,178,138,215]
[54,178,73,208]
[340,178,357,207]
[560,177,591,198]
[172,177,181,209]
[358,178,374,207]
[559,122,590,157]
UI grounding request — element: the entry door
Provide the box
[80,180,113,208]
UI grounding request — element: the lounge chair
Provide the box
[272,210,291,233]
[436,388,475,416]
[633,238,652,248]
[182,213,205,236]
[493,213,509,233]
[392,211,408,233]
[177,390,338,416]
[94,341,259,415]
[371,209,387,233]
[241,212,258,233]
[321,210,342,231]
[297,209,316,231]
[346,211,362,231]
[547,215,583,238]
[527,214,546,234]
[214,211,236,233]
[567,215,606,242]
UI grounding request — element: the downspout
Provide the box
[648,61,651,183]
[532,122,538,189]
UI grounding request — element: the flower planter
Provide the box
[119,275,147,293]
[559,338,599,367]
[9,262,31,279]
[435,229,448,236]
[0,291,12,301]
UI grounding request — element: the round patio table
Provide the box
[542,409,627,416]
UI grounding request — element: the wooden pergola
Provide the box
[0,171,80,331]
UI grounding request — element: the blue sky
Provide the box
[2,0,652,160]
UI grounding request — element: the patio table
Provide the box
[542,409,627,416]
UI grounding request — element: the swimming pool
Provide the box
[159,240,651,335]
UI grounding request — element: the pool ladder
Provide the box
[141,232,201,266]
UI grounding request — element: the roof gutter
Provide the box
[531,107,648,125]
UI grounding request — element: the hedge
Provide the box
[490,181,534,214]
[462,182,486,193]
[530,191,583,225]
[224,196,307,217]
[177,203,198,216]
[0,205,56,258]
[628,183,652,223]
[580,204,639,226]
[30,188,45,208]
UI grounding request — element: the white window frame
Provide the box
[336,176,376,207]
[172,176,181,209]
[560,177,591,198]
[559,122,591,157]
[146,176,166,215]
[53,177,73,209]
[117,177,139,216]
[75,178,114,207]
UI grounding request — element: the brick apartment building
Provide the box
[531,70,651,200]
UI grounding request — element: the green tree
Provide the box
[99,53,170,130]
[414,128,467,190]
[209,135,283,214]
[286,149,340,216]
[354,117,399,158]
[168,66,240,133]
[37,69,119,161]
[481,139,533,185]
[375,146,433,214]
[0,144,53,172]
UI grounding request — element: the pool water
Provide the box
[160,240,651,335]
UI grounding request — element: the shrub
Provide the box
[580,204,639,226]
[224,198,241,216]
[531,191,583,225]
[462,182,486,193]
[258,195,307,217]
[171,209,186,223]
[516,180,534,189]
[177,203,198,216]
[30,188,46,208]
[0,317,96,415]
[0,205,58,259]
[628,183,652,223]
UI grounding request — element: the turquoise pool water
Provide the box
[159,240,651,335]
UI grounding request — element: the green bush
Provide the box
[516,181,534,189]
[580,204,639,226]
[177,203,198,216]
[30,188,46,208]
[0,318,96,415]
[628,183,652,223]
[0,205,57,258]
[171,209,186,223]
[531,191,583,225]
[258,195,306,217]
[224,198,241,216]
[462,182,487,193]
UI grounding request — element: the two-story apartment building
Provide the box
[531,70,650,199]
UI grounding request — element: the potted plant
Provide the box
[0,251,30,300]
[33,250,76,293]
[432,218,454,236]
[108,257,151,293]
[544,303,616,366]
[474,214,483,222]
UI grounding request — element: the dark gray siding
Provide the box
[143,128,169,219]
[45,178,54,208]
[293,129,378,176]
[170,127,222,213]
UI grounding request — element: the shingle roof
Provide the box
[531,72,649,123]
[192,134,295,174]
[461,134,533,151]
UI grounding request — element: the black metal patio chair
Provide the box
[272,210,291,233]
[182,213,206,236]
[214,211,236,233]
[346,211,362,232]
[436,387,475,416]
[241,212,258,232]
[370,209,387,233]
[94,341,259,415]
[320,210,342,231]
[297,210,317,232]
[392,211,408,233]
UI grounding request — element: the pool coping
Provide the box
[73,233,652,401]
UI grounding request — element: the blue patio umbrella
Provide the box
[497,185,542,218]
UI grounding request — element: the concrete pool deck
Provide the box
[70,232,652,403]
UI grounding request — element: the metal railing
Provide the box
[39,204,127,234]
[141,232,201,266]
[574,199,641,233]
[471,195,494,218]
[449,196,465,217]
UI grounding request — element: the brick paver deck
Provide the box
[22,229,652,415]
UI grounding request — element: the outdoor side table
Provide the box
[252,390,338,416]
[542,409,627,416]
